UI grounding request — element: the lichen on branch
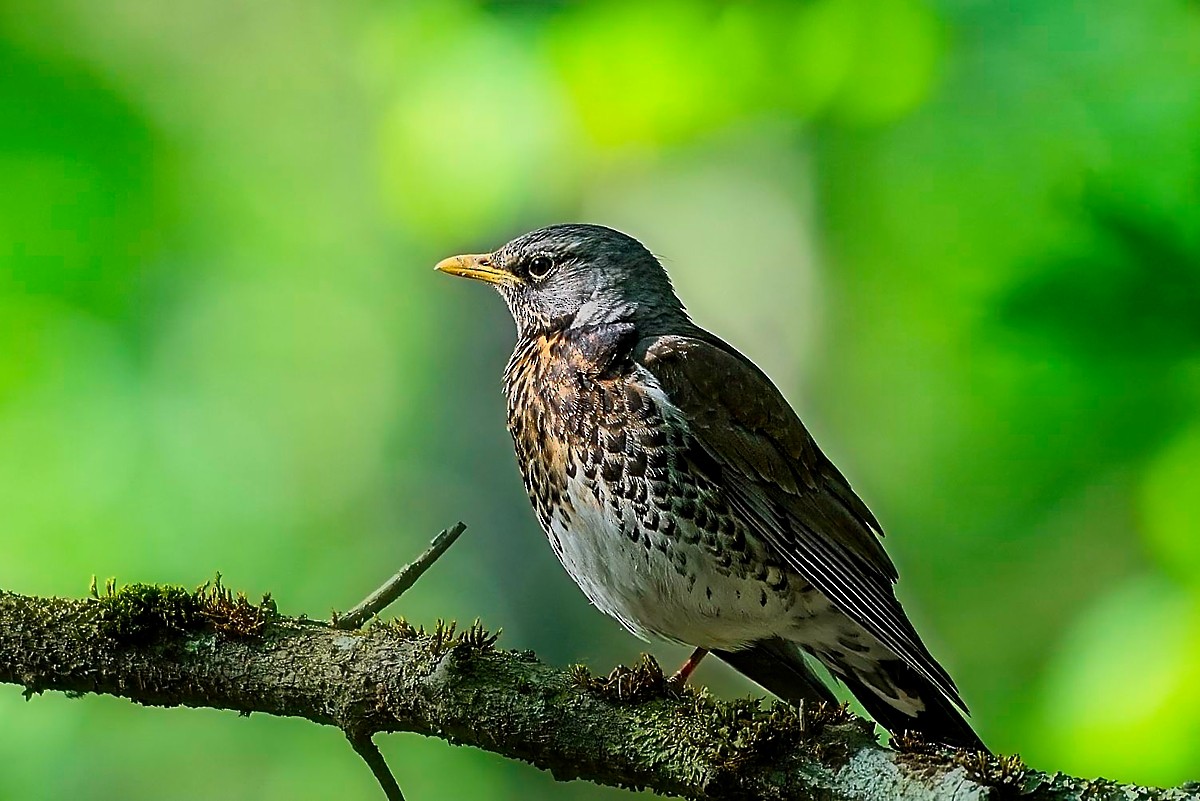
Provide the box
[92,574,273,642]
[0,584,1195,801]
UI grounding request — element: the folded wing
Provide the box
[638,333,966,713]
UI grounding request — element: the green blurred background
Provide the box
[2,0,1199,797]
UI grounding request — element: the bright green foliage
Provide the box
[1,1,1198,798]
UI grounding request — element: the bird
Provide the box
[435,223,985,750]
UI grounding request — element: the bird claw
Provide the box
[670,647,709,687]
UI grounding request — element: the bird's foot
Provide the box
[668,647,709,687]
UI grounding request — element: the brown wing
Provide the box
[638,333,965,710]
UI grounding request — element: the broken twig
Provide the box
[336,522,467,630]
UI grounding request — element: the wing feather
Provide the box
[638,333,966,710]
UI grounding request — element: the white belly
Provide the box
[546,474,801,651]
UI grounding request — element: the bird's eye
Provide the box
[527,255,554,280]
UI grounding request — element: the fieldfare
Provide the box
[436,224,984,750]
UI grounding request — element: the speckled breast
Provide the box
[501,327,802,649]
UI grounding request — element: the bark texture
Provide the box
[0,587,1196,801]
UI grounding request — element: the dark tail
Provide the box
[714,638,838,708]
[837,659,987,752]
[718,639,987,752]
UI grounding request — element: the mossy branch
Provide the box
[0,584,1196,801]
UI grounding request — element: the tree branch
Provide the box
[0,586,1195,800]
[334,523,468,797]
[347,733,407,801]
[335,522,467,630]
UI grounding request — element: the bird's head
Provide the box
[435,224,687,337]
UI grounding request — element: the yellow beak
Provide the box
[434,253,517,286]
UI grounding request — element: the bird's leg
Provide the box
[669,647,709,686]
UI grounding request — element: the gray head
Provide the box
[435,224,688,337]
